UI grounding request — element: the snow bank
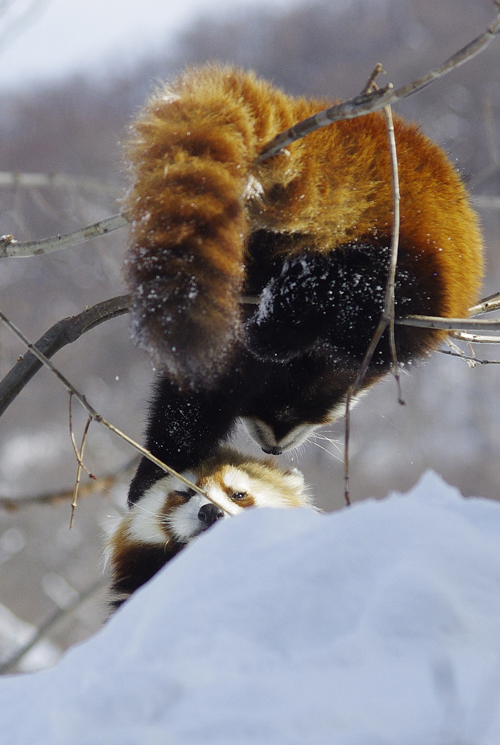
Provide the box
[2,471,500,744]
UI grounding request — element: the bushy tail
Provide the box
[123,66,275,388]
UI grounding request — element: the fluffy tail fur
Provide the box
[123,66,298,387]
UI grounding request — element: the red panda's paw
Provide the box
[245,286,319,362]
[246,242,445,368]
[245,250,388,363]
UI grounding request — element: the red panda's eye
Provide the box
[174,489,195,500]
[231,492,247,501]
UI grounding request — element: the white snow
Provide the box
[2,471,500,744]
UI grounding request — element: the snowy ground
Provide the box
[1,471,500,744]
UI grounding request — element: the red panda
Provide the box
[123,64,484,504]
[108,447,311,607]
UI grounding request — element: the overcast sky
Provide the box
[0,0,310,91]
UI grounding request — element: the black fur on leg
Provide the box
[128,364,251,505]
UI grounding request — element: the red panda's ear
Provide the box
[283,467,306,489]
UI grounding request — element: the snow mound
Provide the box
[2,471,500,744]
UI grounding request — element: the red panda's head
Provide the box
[107,448,312,608]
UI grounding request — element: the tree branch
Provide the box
[344,74,403,506]
[0,458,138,511]
[257,1,500,161]
[395,315,500,333]
[0,294,131,417]
[0,310,237,515]
[0,212,128,258]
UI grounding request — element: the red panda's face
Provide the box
[121,457,310,548]
[236,343,386,454]
[107,448,312,608]
[241,390,368,454]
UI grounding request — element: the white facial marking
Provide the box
[222,467,251,495]
[326,390,365,424]
[166,484,240,542]
[242,417,318,452]
[127,459,311,549]
[127,472,197,545]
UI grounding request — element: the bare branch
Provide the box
[0,295,130,417]
[0,458,138,511]
[258,2,500,161]
[0,310,237,515]
[451,332,500,344]
[69,397,95,481]
[68,400,93,530]
[343,78,403,506]
[382,101,403,404]
[469,292,500,316]
[343,83,404,505]
[343,397,352,508]
[396,315,500,333]
[0,212,128,258]
[438,349,500,364]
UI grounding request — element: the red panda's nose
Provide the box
[198,503,224,528]
[261,446,283,455]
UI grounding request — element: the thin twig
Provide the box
[0,310,237,516]
[396,315,500,332]
[343,79,402,506]
[0,294,130,418]
[360,62,385,94]
[0,458,138,511]
[343,393,352,507]
[257,2,500,161]
[68,395,95,481]
[69,402,93,530]
[452,332,500,344]
[0,212,128,258]
[469,291,500,316]
[438,349,500,365]
[382,101,404,406]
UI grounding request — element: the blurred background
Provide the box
[0,0,499,672]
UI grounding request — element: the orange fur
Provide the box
[123,64,483,386]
